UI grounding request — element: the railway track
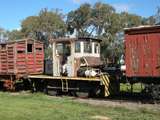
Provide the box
[46,89,160,104]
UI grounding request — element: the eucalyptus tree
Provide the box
[21,8,66,47]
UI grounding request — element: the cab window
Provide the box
[75,41,81,53]
[56,43,63,55]
[84,42,92,53]
[94,43,100,54]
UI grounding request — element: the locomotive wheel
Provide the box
[68,91,77,97]
[89,85,104,98]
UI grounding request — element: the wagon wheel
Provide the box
[3,80,15,91]
[76,91,89,98]
[47,90,58,96]
[46,87,64,96]
[151,85,160,100]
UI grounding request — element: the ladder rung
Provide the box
[47,86,79,90]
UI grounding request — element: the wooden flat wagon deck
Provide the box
[28,75,101,81]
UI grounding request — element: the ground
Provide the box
[0,92,159,120]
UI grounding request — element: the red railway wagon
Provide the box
[0,38,44,89]
[125,25,160,78]
[125,25,160,99]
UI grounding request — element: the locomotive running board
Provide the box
[28,75,101,81]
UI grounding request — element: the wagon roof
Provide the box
[124,25,160,34]
[50,37,102,43]
[11,38,43,43]
[0,38,43,44]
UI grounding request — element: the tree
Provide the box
[91,4,123,59]
[66,3,92,37]
[155,7,160,24]
[92,2,115,37]
[142,16,156,25]
[21,16,39,38]
[7,29,24,40]
[66,2,116,38]
[119,12,142,28]
[141,7,160,26]
[38,8,66,38]
[66,2,119,57]
[100,13,122,59]
[21,8,66,59]
[21,8,66,47]
[101,12,144,60]
[66,2,144,61]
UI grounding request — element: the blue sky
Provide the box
[0,0,159,30]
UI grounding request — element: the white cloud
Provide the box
[72,0,80,4]
[72,0,91,4]
[112,3,132,13]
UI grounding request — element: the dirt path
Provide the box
[72,97,160,112]
[9,92,160,112]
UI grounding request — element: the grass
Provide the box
[120,83,144,93]
[0,92,159,120]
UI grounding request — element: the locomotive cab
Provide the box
[50,37,102,77]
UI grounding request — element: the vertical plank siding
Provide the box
[125,26,160,77]
[0,39,44,78]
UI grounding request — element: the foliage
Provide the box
[66,2,145,60]
[44,46,53,59]
[21,8,66,48]
[92,2,116,37]
[102,12,143,60]
[0,3,159,60]
[119,12,142,28]
[21,16,40,38]
[66,2,116,38]
[7,29,24,40]
[66,3,92,37]
[120,83,144,93]
[155,7,160,24]
[142,16,156,25]
[38,9,66,38]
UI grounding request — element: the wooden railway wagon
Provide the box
[0,38,44,90]
[125,25,160,99]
